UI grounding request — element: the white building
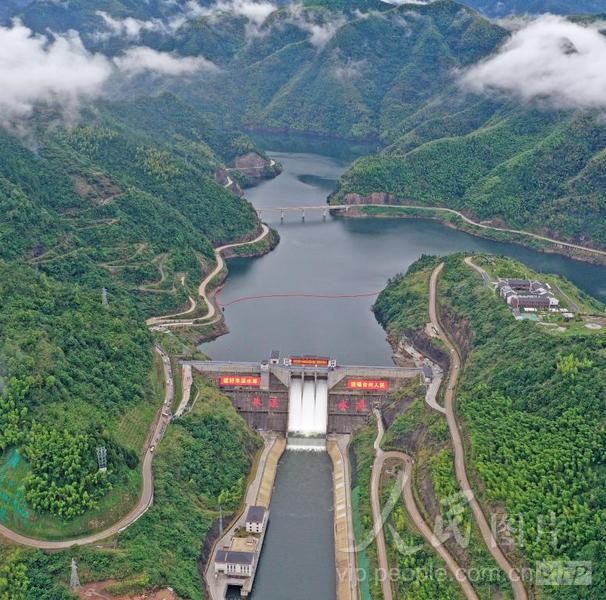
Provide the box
[214,551,255,577]
[245,506,268,534]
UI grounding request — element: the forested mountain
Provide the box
[462,0,606,16]
[175,0,507,138]
[334,107,606,247]
[0,90,262,533]
[1,0,605,595]
[0,0,32,21]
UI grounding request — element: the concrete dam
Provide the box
[182,354,421,449]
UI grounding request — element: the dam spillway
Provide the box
[287,376,329,450]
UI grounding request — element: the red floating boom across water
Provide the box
[217,290,381,308]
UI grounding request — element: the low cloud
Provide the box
[0,21,216,128]
[186,0,276,25]
[285,4,346,49]
[95,11,171,40]
[113,46,218,76]
[460,15,606,111]
[331,57,367,82]
[0,21,112,124]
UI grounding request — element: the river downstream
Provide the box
[206,139,606,599]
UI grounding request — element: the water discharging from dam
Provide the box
[287,376,328,450]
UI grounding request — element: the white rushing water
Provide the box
[287,376,328,450]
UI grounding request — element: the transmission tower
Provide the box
[96,447,107,472]
[102,287,108,307]
[70,558,81,589]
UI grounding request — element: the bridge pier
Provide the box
[281,209,285,224]
[323,209,327,221]
[302,208,305,223]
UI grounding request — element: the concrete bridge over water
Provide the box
[255,204,354,222]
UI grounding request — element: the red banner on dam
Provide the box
[220,375,261,387]
[291,356,330,367]
[346,379,390,391]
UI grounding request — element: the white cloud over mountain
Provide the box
[0,21,111,124]
[114,46,218,76]
[95,11,171,40]
[0,21,216,126]
[460,15,606,111]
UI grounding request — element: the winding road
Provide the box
[370,261,529,600]
[0,345,174,549]
[147,224,270,329]
[429,263,528,600]
[0,222,272,548]
[371,408,479,600]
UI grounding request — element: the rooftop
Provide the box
[215,550,255,566]
[246,506,267,524]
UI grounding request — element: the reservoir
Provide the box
[205,137,606,599]
[203,143,606,366]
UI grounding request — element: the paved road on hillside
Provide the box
[429,263,528,600]
[464,256,491,283]
[370,410,395,600]
[371,410,479,600]
[0,346,174,549]
[147,224,270,328]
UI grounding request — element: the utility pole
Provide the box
[70,558,80,589]
[96,447,107,472]
[219,503,223,537]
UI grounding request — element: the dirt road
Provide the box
[429,263,528,600]
[0,346,174,549]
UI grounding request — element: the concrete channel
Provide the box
[204,433,286,599]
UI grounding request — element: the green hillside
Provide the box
[188,0,507,139]
[335,107,606,246]
[374,254,606,599]
[0,92,261,536]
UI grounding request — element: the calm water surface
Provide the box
[249,452,335,599]
[203,149,606,365]
[210,142,606,600]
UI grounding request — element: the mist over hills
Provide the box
[1,0,604,248]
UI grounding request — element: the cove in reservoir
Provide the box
[210,136,606,600]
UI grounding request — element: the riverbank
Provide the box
[148,224,277,339]
[203,433,286,600]
[327,435,358,600]
[332,204,606,266]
